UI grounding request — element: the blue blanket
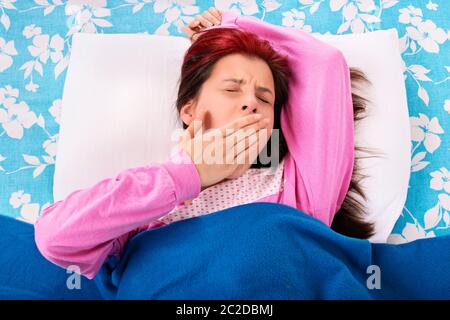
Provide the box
[1,202,449,299]
[0,215,101,299]
[94,202,450,300]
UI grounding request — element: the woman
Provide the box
[34,8,375,280]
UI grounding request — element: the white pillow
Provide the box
[55,29,410,243]
[54,33,186,200]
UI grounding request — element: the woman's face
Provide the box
[180,53,276,179]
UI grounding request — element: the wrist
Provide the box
[162,147,201,203]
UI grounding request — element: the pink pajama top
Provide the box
[34,11,355,280]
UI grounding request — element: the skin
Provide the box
[179,53,276,180]
[181,7,222,42]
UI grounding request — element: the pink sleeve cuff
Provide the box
[162,147,201,203]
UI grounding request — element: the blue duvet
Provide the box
[1,202,449,299]
[94,202,450,300]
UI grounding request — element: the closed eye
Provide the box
[224,89,270,104]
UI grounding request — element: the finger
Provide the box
[203,10,220,25]
[190,32,201,43]
[197,15,214,28]
[223,126,261,165]
[188,18,201,29]
[181,24,194,38]
[218,114,263,137]
[225,134,259,165]
[226,126,265,155]
[231,123,272,165]
[204,115,268,164]
[225,123,264,150]
[225,116,270,139]
[234,137,259,165]
[208,7,222,21]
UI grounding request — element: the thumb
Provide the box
[180,24,194,39]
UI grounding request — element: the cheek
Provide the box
[201,104,234,129]
[196,103,218,130]
[262,109,275,130]
[260,109,275,145]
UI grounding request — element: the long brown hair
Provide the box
[330,68,382,239]
[176,27,380,239]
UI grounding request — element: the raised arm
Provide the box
[34,147,201,279]
[209,12,355,226]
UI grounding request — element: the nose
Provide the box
[241,103,258,114]
[240,91,260,115]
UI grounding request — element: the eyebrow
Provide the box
[221,78,274,97]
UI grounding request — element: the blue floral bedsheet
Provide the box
[0,0,448,243]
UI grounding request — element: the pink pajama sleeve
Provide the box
[34,148,201,279]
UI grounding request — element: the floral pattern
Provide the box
[0,0,448,243]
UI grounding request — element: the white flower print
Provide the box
[282,9,312,32]
[65,3,112,35]
[330,0,380,34]
[27,34,64,64]
[0,36,17,72]
[444,100,450,114]
[9,190,31,209]
[0,153,5,171]
[0,0,16,10]
[388,222,435,244]
[22,24,42,39]
[403,222,435,242]
[398,5,423,26]
[439,194,450,212]
[0,85,19,108]
[67,0,107,6]
[410,114,444,153]
[425,0,438,11]
[151,0,200,35]
[406,20,447,53]
[9,190,41,224]
[430,168,450,193]
[330,0,377,13]
[0,0,16,30]
[214,0,259,16]
[16,202,41,224]
[43,136,58,158]
[48,98,61,124]
[0,101,38,139]
[262,0,281,13]
[25,81,39,92]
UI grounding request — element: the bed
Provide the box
[0,1,449,298]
